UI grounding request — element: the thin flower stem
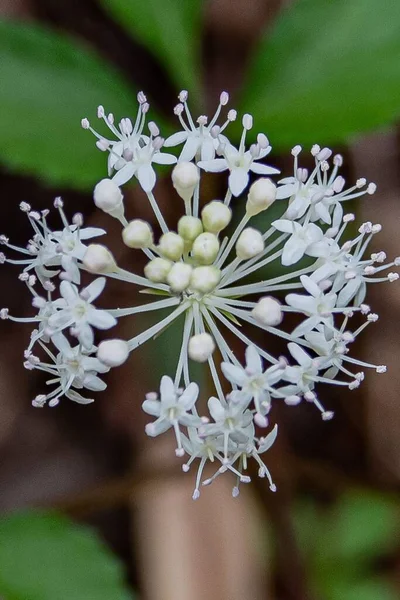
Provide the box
[127,301,188,350]
[174,308,194,387]
[108,296,180,317]
[215,214,250,268]
[146,191,169,233]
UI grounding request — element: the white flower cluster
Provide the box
[2,91,399,499]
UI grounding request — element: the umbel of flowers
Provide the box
[1,91,399,499]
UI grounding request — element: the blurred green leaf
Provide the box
[326,577,398,600]
[99,0,203,102]
[0,511,133,600]
[318,490,398,564]
[240,0,400,148]
[0,20,141,189]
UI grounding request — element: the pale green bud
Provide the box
[93,178,124,218]
[144,257,172,283]
[83,244,116,273]
[167,263,193,293]
[158,232,184,261]
[122,219,153,249]
[246,178,277,217]
[190,266,221,293]
[192,232,220,265]
[97,339,130,367]
[178,215,203,241]
[188,333,215,362]
[236,228,264,259]
[172,162,200,202]
[252,297,283,326]
[201,200,232,233]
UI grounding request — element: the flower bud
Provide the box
[188,333,215,362]
[97,339,130,367]
[83,244,116,273]
[158,232,184,261]
[167,263,193,293]
[252,297,283,327]
[144,257,172,283]
[192,233,220,265]
[178,216,203,241]
[172,162,200,202]
[246,178,277,216]
[201,201,232,233]
[93,179,124,217]
[122,219,153,249]
[235,228,264,259]
[190,266,221,293]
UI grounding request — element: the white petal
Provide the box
[112,162,136,186]
[66,390,94,404]
[292,316,320,337]
[87,308,117,330]
[221,362,247,386]
[271,219,294,234]
[179,382,199,410]
[50,332,72,354]
[305,223,324,243]
[337,278,361,307]
[79,227,106,240]
[282,236,307,266]
[179,136,200,162]
[160,375,176,403]
[245,345,262,374]
[276,183,296,199]
[250,162,280,176]
[163,130,189,147]
[83,374,107,391]
[300,275,321,297]
[315,202,331,224]
[200,137,215,161]
[84,277,106,302]
[288,342,312,367]
[228,168,249,197]
[208,396,225,422]
[152,151,177,165]
[258,424,278,453]
[78,323,94,349]
[142,399,161,417]
[137,164,156,192]
[285,293,316,314]
[60,280,78,304]
[197,158,228,173]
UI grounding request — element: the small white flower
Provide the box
[286,275,337,337]
[272,219,324,266]
[198,120,279,197]
[48,277,116,349]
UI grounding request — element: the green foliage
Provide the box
[240,0,400,149]
[0,510,134,600]
[99,0,203,103]
[294,490,399,600]
[0,21,140,189]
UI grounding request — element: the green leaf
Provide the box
[325,577,398,600]
[99,0,203,103]
[240,0,400,149]
[0,20,141,189]
[317,490,399,564]
[0,510,134,600]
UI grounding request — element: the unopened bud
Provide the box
[167,263,193,293]
[188,333,215,362]
[201,201,232,233]
[83,244,116,273]
[192,233,220,265]
[178,216,203,242]
[172,162,200,202]
[122,219,153,249]
[158,232,184,261]
[97,339,130,367]
[93,179,124,218]
[144,257,172,283]
[190,266,221,293]
[252,297,283,327]
[246,178,277,216]
[236,228,264,259]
